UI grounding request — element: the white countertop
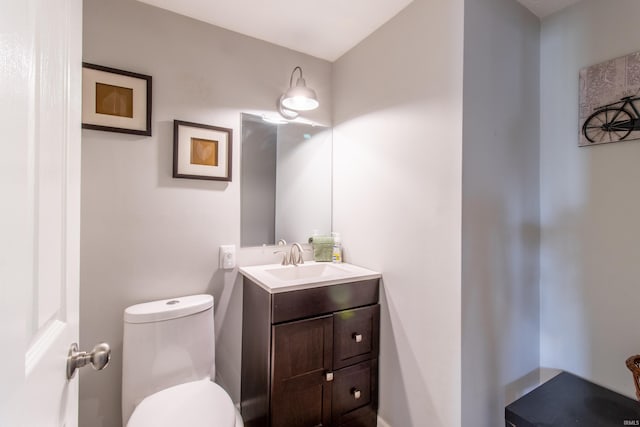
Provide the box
[239,261,381,294]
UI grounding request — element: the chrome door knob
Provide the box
[66,342,111,380]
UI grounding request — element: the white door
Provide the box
[0,0,83,425]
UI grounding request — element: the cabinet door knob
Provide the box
[325,372,334,382]
[351,388,361,399]
[352,333,363,343]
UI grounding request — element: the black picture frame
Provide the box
[81,62,152,136]
[173,120,233,182]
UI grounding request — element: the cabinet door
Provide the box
[272,315,333,427]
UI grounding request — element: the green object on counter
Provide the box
[308,235,334,262]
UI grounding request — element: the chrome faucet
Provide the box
[289,242,304,266]
[274,248,290,265]
[273,242,305,266]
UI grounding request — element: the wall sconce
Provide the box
[277,66,319,120]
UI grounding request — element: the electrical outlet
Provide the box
[219,245,236,270]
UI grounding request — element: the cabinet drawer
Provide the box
[332,360,378,426]
[272,279,379,323]
[334,406,377,427]
[333,305,379,369]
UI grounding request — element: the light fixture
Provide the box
[280,66,319,113]
[277,97,299,120]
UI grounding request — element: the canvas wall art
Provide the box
[580,51,640,147]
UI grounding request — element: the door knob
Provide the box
[351,388,361,399]
[352,333,363,343]
[66,342,111,380]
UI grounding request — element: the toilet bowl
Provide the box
[122,294,243,427]
[127,380,236,427]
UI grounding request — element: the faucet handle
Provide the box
[273,249,290,265]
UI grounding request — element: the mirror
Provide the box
[240,113,332,247]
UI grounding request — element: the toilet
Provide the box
[122,294,243,427]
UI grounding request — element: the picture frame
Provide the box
[579,50,640,146]
[173,120,233,182]
[82,62,152,136]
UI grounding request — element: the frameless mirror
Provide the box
[240,113,332,247]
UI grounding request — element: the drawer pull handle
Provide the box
[351,388,361,399]
[325,372,334,382]
[353,333,363,343]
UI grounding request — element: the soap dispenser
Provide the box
[331,232,342,263]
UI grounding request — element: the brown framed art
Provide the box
[173,120,233,181]
[82,63,152,136]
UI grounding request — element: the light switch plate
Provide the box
[219,245,236,270]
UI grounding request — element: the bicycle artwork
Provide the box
[579,50,640,147]
[582,96,640,144]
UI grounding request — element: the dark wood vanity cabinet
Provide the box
[241,277,380,427]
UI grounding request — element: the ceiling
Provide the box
[515,0,582,18]
[137,0,414,62]
[137,0,583,62]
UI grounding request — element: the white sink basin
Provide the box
[264,263,345,281]
[239,261,381,293]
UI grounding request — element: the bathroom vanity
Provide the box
[239,262,381,427]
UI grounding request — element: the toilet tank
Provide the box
[122,295,215,425]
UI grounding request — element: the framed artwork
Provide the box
[82,62,152,136]
[173,120,233,181]
[580,51,640,146]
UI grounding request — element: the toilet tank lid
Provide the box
[124,294,213,324]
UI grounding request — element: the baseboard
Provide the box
[377,415,392,427]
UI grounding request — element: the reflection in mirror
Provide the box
[240,113,332,247]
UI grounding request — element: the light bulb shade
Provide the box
[281,77,319,111]
[277,94,299,120]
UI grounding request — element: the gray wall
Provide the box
[80,0,331,425]
[540,0,640,398]
[332,0,464,425]
[461,0,540,425]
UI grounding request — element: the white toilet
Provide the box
[122,294,243,427]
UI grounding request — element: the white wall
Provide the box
[332,0,464,425]
[80,0,331,425]
[540,0,640,398]
[461,0,540,425]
